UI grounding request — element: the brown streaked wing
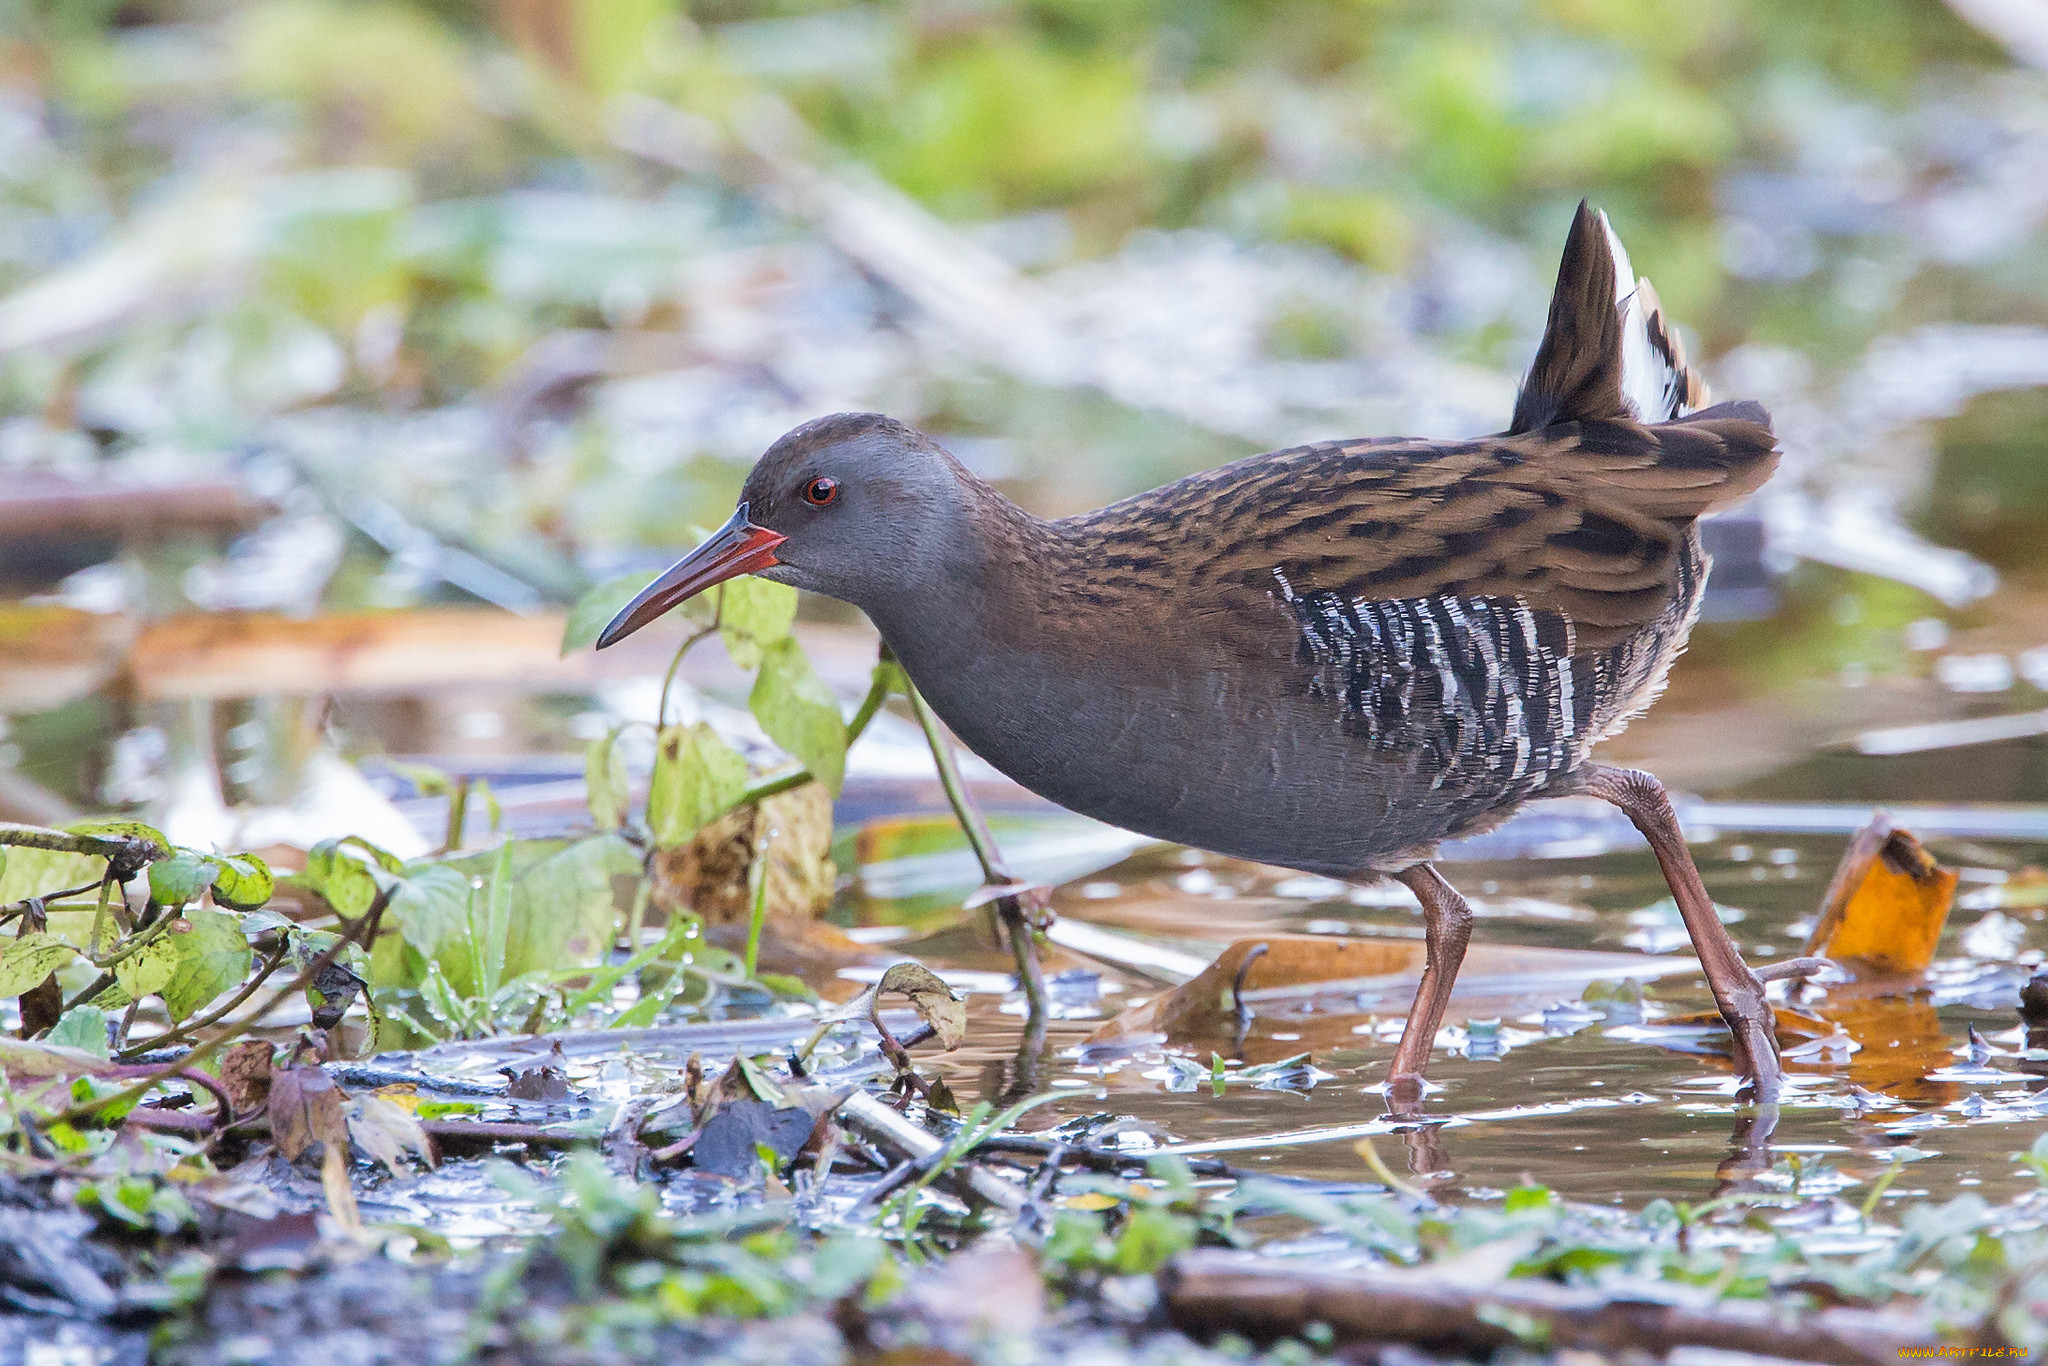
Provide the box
[1060,408,1776,656]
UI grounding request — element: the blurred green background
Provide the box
[5,0,2048,815]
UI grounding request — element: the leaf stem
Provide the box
[87,877,114,959]
[657,602,724,729]
[903,681,1049,1022]
[743,828,771,979]
[443,776,470,854]
[619,873,651,967]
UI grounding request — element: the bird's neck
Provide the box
[859,490,1107,759]
[863,488,1055,670]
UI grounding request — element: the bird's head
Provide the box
[595,412,981,647]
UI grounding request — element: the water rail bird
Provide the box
[598,202,1787,1103]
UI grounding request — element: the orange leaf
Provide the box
[1806,818,1957,976]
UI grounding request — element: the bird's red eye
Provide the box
[802,476,839,507]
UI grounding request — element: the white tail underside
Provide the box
[1599,211,1691,425]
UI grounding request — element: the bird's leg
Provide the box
[1384,863,1474,1109]
[1578,763,1782,1104]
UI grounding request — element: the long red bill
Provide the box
[595,503,786,648]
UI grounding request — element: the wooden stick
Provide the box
[834,1090,1026,1213]
[1161,1250,1951,1366]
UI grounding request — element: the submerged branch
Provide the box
[834,1089,1027,1213]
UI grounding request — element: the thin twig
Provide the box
[87,875,114,958]
[1161,1249,1948,1363]
[903,681,1049,1021]
[87,910,179,972]
[742,827,771,978]
[114,941,290,1061]
[31,880,110,907]
[658,608,723,729]
[49,888,392,1128]
[970,1135,1235,1178]
[60,973,115,1015]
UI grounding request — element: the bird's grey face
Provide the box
[594,414,968,648]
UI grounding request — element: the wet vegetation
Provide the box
[6,0,2048,1362]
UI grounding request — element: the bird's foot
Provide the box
[1715,978,1784,1106]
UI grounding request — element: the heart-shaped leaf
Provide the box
[504,833,638,981]
[114,930,182,1002]
[750,637,846,795]
[719,575,797,669]
[160,908,253,1021]
[208,853,275,911]
[300,840,382,919]
[647,723,749,847]
[0,933,79,997]
[148,852,218,909]
[386,863,475,970]
[46,1006,110,1059]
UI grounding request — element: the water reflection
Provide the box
[881,829,2048,1212]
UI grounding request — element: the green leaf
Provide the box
[1110,1204,1196,1276]
[477,842,513,1000]
[476,779,503,834]
[1504,1183,1560,1214]
[208,853,275,911]
[159,909,252,1022]
[0,847,106,904]
[46,1006,110,1059]
[287,927,367,976]
[750,637,847,795]
[65,820,172,857]
[0,932,79,996]
[387,760,453,797]
[148,853,217,909]
[646,723,749,847]
[300,840,382,919]
[339,835,404,874]
[719,576,797,669]
[585,728,629,833]
[388,864,476,976]
[417,1099,482,1120]
[561,573,648,656]
[754,972,819,1003]
[239,908,294,940]
[504,833,639,980]
[114,931,182,1002]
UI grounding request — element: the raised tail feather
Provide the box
[1510,201,1714,434]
